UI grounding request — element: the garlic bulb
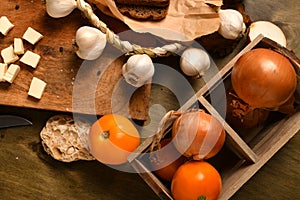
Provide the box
[75,26,107,60]
[46,0,77,18]
[180,48,210,77]
[218,9,245,40]
[122,54,155,87]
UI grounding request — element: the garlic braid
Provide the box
[75,0,185,57]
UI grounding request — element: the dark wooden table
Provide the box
[0,0,299,199]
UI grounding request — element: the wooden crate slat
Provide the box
[218,111,300,200]
[131,159,173,200]
[198,96,258,163]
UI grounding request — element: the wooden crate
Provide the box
[127,35,300,200]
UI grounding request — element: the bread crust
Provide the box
[116,3,168,21]
[40,115,95,162]
[115,0,169,7]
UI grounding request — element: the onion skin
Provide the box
[276,95,296,114]
[171,110,226,160]
[248,21,287,47]
[226,91,270,129]
[231,48,297,108]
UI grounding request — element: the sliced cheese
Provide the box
[14,38,25,55]
[20,50,41,68]
[3,64,20,83]
[1,45,19,64]
[0,63,8,82]
[28,77,47,99]
[22,27,43,45]
[0,16,14,36]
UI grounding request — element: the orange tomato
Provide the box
[171,161,222,200]
[89,114,140,165]
[150,138,186,182]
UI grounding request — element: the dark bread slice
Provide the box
[115,0,169,7]
[116,3,168,21]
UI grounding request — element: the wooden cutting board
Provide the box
[0,0,154,120]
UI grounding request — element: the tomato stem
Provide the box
[100,131,110,140]
[198,195,207,200]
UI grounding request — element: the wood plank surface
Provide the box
[0,0,151,120]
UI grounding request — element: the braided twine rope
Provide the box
[76,0,185,58]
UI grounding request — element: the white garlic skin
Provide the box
[218,9,245,40]
[75,26,107,60]
[46,0,77,18]
[180,48,210,77]
[122,54,155,88]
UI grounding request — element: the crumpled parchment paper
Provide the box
[91,0,222,41]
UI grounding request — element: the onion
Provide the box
[231,48,297,109]
[171,110,226,160]
[276,95,296,114]
[248,21,287,47]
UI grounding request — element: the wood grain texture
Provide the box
[0,0,151,120]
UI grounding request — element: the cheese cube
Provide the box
[28,77,47,99]
[14,38,24,54]
[22,27,43,45]
[0,16,14,36]
[20,50,41,68]
[0,63,7,82]
[3,64,20,83]
[1,45,19,64]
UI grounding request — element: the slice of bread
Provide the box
[115,0,170,21]
[116,3,168,21]
[115,0,169,7]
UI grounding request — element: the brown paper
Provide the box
[91,0,222,41]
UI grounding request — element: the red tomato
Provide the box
[171,161,222,200]
[89,114,140,165]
